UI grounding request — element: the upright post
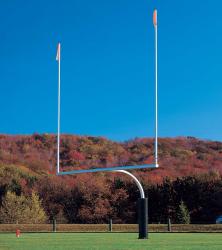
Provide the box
[153,9,158,167]
[109,219,112,232]
[56,43,61,175]
[168,218,172,232]
[53,218,57,232]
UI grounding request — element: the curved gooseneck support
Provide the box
[114,170,145,199]
[114,169,147,239]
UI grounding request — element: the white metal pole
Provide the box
[154,11,158,167]
[115,170,145,199]
[57,43,61,174]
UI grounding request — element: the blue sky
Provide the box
[0,0,222,141]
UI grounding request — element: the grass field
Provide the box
[0,232,222,250]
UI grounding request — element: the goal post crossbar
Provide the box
[57,164,157,176]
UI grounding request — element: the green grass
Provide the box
[0,233,222,250]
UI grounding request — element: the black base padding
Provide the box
[138,198,148,239]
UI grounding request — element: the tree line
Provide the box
[0,165,221,224]
[0,134,222,224]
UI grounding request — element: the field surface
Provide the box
[0,232,222,250]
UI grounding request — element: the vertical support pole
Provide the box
[154,9,158,167]
[56,43,61,175]
[168,218,171,232]
[138,198,148,239]
[53,218,57,232]
[115,170,148,239]
[109,219,112,232]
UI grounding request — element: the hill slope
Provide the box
[0,134,222,182]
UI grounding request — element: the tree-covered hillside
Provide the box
[0,134,222,224]
[0,134,222,182]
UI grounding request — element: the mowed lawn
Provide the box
[0,232,222,250]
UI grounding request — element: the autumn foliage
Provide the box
[0,134,222,224]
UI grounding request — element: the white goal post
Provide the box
[56,10,159,176]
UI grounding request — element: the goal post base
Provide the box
[138,198,148,239]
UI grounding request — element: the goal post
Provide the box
[55,9,159,240]
[55,9,159,175]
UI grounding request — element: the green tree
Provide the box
[0,191,47,223]
[175,201,190,224]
